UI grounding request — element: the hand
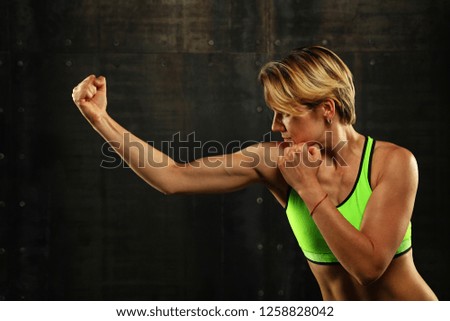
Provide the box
[72,75,108,125]
[278,143,323,194]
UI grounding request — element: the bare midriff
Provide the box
[309,250,438,300]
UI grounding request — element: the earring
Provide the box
[327,118,332,125]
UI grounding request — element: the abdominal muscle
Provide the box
[309,250,438,300]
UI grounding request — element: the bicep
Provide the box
[360,148,418,260]
[170,143,278,194]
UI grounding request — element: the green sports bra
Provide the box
[285,136,412,264]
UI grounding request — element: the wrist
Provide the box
[294,178,321,199]
[295,182,327,211]
[91,112,110,130]
[310,193,328,216]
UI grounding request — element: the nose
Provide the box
[271,111,285,132]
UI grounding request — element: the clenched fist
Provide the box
[278,143,323,195]
[72,75,107,126]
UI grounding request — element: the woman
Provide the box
[71,46,437,300]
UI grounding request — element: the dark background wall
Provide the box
[0,0,449,300]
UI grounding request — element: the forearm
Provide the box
[92,113,179,194]
[300,187,383,285]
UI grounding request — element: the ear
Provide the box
[321,98,336,121]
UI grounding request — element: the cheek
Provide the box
[287,126,304,143]
[288,121,318,143]
[286,119,302,135]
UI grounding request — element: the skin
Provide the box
[72,75,438,300]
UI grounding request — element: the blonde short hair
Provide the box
[258,46,356,124]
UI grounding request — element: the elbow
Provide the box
[159,188,173,196]
[160,189,183,196]
[349,242,391,286]
[353,262,386,286]
[145,164,185,196]
[156,179,187,196]
[157,184,180,196]
[140,177,177,195]
[355,272,381,286]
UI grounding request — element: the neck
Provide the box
[322,124,364,166]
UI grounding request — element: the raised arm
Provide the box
[71,75,280,195]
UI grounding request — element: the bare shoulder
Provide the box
[373,140,417,165]
[244,142,289,205]
[241,142,281,176]
[371,140,418,188]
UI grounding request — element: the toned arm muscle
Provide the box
[72,75,281,196]
[306,145,418,284]
[97,116,278,195]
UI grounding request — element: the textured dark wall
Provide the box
[0,0,449,300]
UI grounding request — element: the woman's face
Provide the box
[271,107,325,145]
